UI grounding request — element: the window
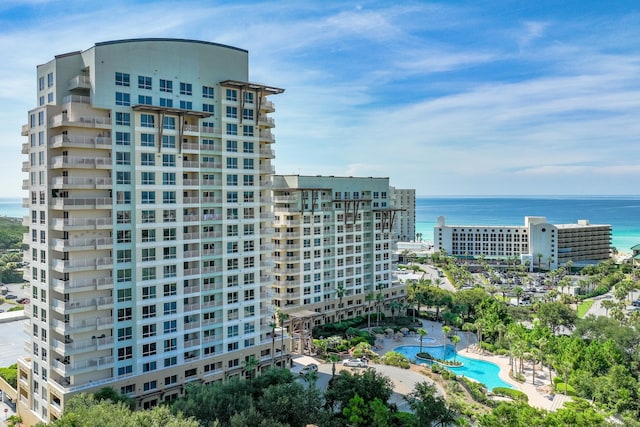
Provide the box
[180,82,192,95]
[226,106,237,118]
[142,305,157,318]
[138,75,152,90]
[162,154,175,167]
[163,246,177,259]
[163,172,176,185]
[116,171,131,184]
[115,132,130,146]
[202,86,214,98]
[160,79,172,93]
[39,76,45,91]
[47,92,54,103]
[141,229,156,242]
[164,301,177,315]
[243,158,254,169]
[227,158,238,169]
[118,327,132,341]
[116,230,131,243]
[163,191,176,204]
[164,338,177,352]
[244,92,254,103]
[143,362,157,372]
[118,346,133,360]
[242,125,254,136]
[141,248,156,262]
[142,210,156,223]
[116,112,131,126]
[164,264,177,278]
[142,343,157,357]
[163,210,176,222]
[163,228,176,241]
[179,100,192,110]
[115,92,130,106]
[116,152,131,165]
[164,283,177,296]
[242,108,254,120]
[243,175,254,186]
[227,192,238,203]
[142,323,156,337]
[143,380,157,391]
[163,116,176,129]
[141,133,155,147]
[227,174,238,186]
[226,124,237,135]
[141,153,155,166]
[164,320,177,334]
[115,72,130,87]
[243,141,254,153]
[117,288,132,302]
[117,307,132,321]
[117,249,132,263]
[138,95,152,105]
[226,88,237,101]
[141,172,155,185]
[140,114,155,128]
[142,267,156,281]
[202,103,214,113]
[160,97,173,107]
[226,140,238,152]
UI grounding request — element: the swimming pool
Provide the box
[393,345,513,390]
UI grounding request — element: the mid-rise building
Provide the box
[19,39,283,424]
[434,216,611,270]
[271,175,407,353]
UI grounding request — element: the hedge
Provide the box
[492,387,528,402]
[0,364,17,388]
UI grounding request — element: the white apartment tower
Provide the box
[390,188,415,242]
[271,175,406,354]
[19,39,283,424]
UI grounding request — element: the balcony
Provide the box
[52,355,113,377]
[51,217,112,230]
[52,276,113,293]
[51,237,112,251]
[50,197,112,210]
[49,113,111,128]
[258,116,275,127]
[51,176,112,189]
[259,164,275,174]
[50,155,111,169]
[21,124,29,136]
[51,296,114,315]
[22,161,30,172]
[51,316,112,335]
[261,100,275,112]
[62,95,90,105]
[50,134,112,149]
[68,75,91,91]
[51,257,113,273]
[258,130,275,143]
[21,142,30,154]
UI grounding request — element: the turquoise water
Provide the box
[394,345,513,390]
[416,196,640,252]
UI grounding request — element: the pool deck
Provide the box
[372,319,570,411]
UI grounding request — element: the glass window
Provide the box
[243,159,254,170]
[162,135,176,148]
[163,116,176,130]
[141,133,155,147]
[115,72,130,87]
[243,141,254,153]
[225,89,237,101]
[141,191,156,204]
[202,103,214,113]
[141,172,155,185]
[226,158,238,169]
[179,100,192,110]
[141,153,155,166]
[115,132,130,146]
[180,82,192,95]
[115,92,130,106]
[116,171,131,184]
[242,125,253,137]
[141,210,155,223]
[226,106,237,118]
[242,108,254,120]
[244,92,254,103]
[160,97,173,107]
[138,95,152,105]
[163,172,176,185]
[226,124,237,135]
[160,79,172,93]
[226,140,237,152]
[202,86,214,99]
[138,75,152,90]
[163,191,176,204]
[162,154,175,167]
[140,114,155,128]
[116,112,131,126]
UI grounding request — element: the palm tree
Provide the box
[336,284,345,322]
[277,310,289,361]
[535,253,543,272]
[417,328,427,354]
[450,335,461,362]
[269,321,277,367]
[242,355,258,379]
[389,300,402,321]
[441,325,451,359]
[365,293,375,331]
[327,353,340,380]
[375,291,384,326]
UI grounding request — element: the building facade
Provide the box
[434,216,611,270]
[271,175,407,353]
[390,188,415,242]
[19,39,283,424]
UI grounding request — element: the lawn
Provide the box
[577,300,595,318]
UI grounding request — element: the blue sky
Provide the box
[1,0,640,197]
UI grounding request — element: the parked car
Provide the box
[632,300,640,307]
[17,298,30,304]
[299,363,318,375]
[342,358,367,368]
[5,294,17,300]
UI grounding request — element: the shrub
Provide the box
[554,382,577,396]
[380,351,410,369]
[0,364,18,388]
[480,342,496,352]
[8,305,24,312]
[493,387,528,402]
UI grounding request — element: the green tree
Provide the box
[324,369,394,412]
[417,327,428,354]
[450,335,461,363]
[537,301,576,333]
[405,382,458,427]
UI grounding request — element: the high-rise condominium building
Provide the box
[390,188,415,242]
[271,175,407,354]
[19,38,283,424]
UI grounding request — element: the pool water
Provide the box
[393,345,513,390]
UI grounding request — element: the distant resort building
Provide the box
[434,216,611,270]
[631,244,640,266]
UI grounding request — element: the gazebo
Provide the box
[288,309,324,355]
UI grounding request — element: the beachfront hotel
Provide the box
[19,39,284,424]
[390,188,416,242]
[271,175,410,353]
[434,216,611,270]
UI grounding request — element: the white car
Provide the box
[299,363,318,375]
[342,358,367,368]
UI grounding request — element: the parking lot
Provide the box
[0,282,30,314]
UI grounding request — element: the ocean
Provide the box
[416,196,640,253]
[2,196,638,252]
